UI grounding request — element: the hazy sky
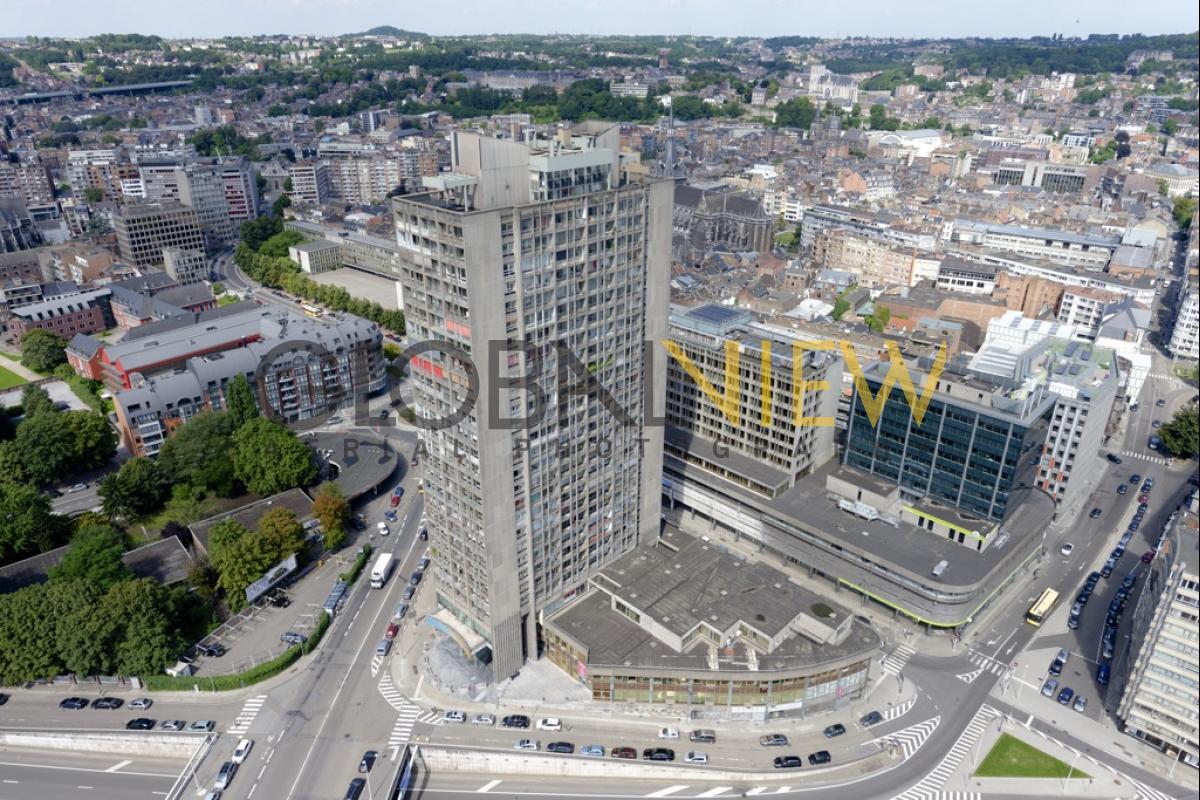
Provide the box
[10,0,1198,39]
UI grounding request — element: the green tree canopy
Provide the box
[1159,406,1198,459]
[19,329,68,373]
[231,418,316,496]
[20,384,56,418]
[225,374,259,429]
[156,411,239,496]
[48,524,130,591]
[773,96,816,130]
[63,411,117,472]
[100,457,168,518]
[313,482,349,551]
[12,411,73,486]
[0,481,64,564]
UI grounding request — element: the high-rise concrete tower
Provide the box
[393,123,671,678]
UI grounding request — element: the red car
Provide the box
[610,746,637,759]
[1138,494,1149,504]
[389,494,401,507]
[385,622,400,640]
[1141,550,1155,564]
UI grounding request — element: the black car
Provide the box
[823,724,846,738]
[1048,659,1064,677]
[501,714,530,729]
[0,693,9,705]
[409,572,423,586]
[343,778,366,800]
[1088,507,1102,519]
[1155,398,1165,407]
[547,741,575,754]
[808,750,833,765]
[358,750,378,773]
[1105,453,1122,464]
[125,718,156,730]
[642,748,675,761]
[59,697,89,710]
[1130,474,1142,484]
[198,643,226,658]
[859,710,884,728]
[1086,571,1101,586]
[773,755,803,769]
[1117,484,1128,495]
[91,697,123,710]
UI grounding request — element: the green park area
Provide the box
[0,364,28,389]
[975,733,1090,779]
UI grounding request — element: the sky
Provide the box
[8,0,1198,40]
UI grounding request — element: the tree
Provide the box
[313,482,349,551]
[773,96,815,129]
[161,520,193,549]
[0,482,63,563]
[100,578,182,676]
[1173,196,1197,231]
[19,329,68,373]
[156,411,238,496]
[1162,118,1179,136]
[256,507,306,559]
[62,411,117,472]
[100,457,167,518]
[226,374,259,429]
[83,186,104,203]
[0,441,28,484]
[13,411,74,486]
[231,418,316,496]
[272,194,292,216]
[0,579,101,683]
[20,384,55,418]
[1158,407,1199,459]
[48,524,130,591]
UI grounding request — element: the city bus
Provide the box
[1025,588,1059,627]
[301,303,323,318]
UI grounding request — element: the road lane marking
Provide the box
[476,779,502,792]
[104,760,131,772]
[646,787,688,798]
[77,786,93,790]
[0,761,176,778]
[696,788,733,798]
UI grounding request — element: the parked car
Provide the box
[129,698,152,710]
[67,483,89,493]
[189,720,216,732]
[358,751,377,773]
[581,744,605,757]
[501,715,530,729]
[859,711,884,728]
[442,710,465,724]
[231,739,253,764]
[1097,663,1110,685]
[513,739,540,751]
[1105,453,1122,464]
[823,723,846,738]
[1041,679,1058,697]
[281,631,307,646]
[402,586,415,600]
[343,778,365,800]
[808,750,833,766]
[546,742,574,754]
[0,693,8,706]
[389,494,401,508]
[1142,550,1155,563]
[1088,508,1102,519]
[471,714,495,726]
[1057,687,1075,705]
[394,602,409,620]
[610,746,637,759]
[160,720,186,731]
[642,748,675,761]
[385,622,399,640]
[537,717,563,732]
[91,697,123,710]
[198,643,225,658]
[684,751,709,764]
[59,697,89,710]
[377,521,391,534]
[384,510,398,522]
[126,717,156,730]
[1073,695,1088,713]
[760,734,789,747]
[1117,484,1128,495]
[773,755,803,769]
[656,726,678,740]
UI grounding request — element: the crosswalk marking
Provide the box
[645,787,688,798]
[745,790,790,797]
[873,716,939,761]
[882,697,915,722]
[226,694,268,734]
[956,669,983,684]
[378,671,428,746]
[370,653,384,677]
[1121,450,1169,465]
[1129,777,1178,800]
[891,704,997,800]
[695,789,733,798]
[966,650,1009,677]
[881,645,915,676]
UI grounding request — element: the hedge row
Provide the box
[340,544,373,585]
[143,609,331,692]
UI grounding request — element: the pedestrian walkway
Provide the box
[1120,450,1170,465]
[881,645,915,676]
[965,649,1009,678]
[370,652,384,677]
[226,694,268,734]
[873,715,940,760]
[881,697,915,722]
[387,702,422,748]
[891,704,998,800]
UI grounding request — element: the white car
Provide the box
[471,713,495,726]
[67,483,89,493]
[129,698,152,710]
[231,738,253,764]
[514,739,540,751]
[536,717,562,731]
[658,727,680,740]
[442,710,466,724]
[377,522,390,536]
[1060,543,1074,556]
[684,751,709,764]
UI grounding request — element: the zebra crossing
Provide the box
[881,697,915,722]
[965,650,1009,678]
[370,653,384,677]
[874,715,940,760]
[890,704,997,800]
[388,702,422,747]
[881,644,916,676]
[1148,372,1186,389]
[1130,777,1181,800]
[378,671,406,710]
[226,694,268,734]
[1121,450,1171,465]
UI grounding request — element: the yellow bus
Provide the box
[1025,588,1059,627]
[301,303,323,319]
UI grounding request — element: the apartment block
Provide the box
[0,158,55,207]
[162,247,209,285]
[952,219,1120,269]
[1118,511,1199,769]
[7,288,113,340]
[1169,284,1200,360]
[113,203,206,267]
[288,161,331,205]
[393,124,671,678]
[1057,286,1123,340]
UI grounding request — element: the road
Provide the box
[0,751,182,800]
[50,484,103,517]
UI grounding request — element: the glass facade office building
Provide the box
[844,364,1053,522]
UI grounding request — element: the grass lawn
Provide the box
[975,734,1090,779]
[0,364,28,389]
[0,350,20,361]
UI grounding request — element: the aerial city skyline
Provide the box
[0,18,1197,800]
